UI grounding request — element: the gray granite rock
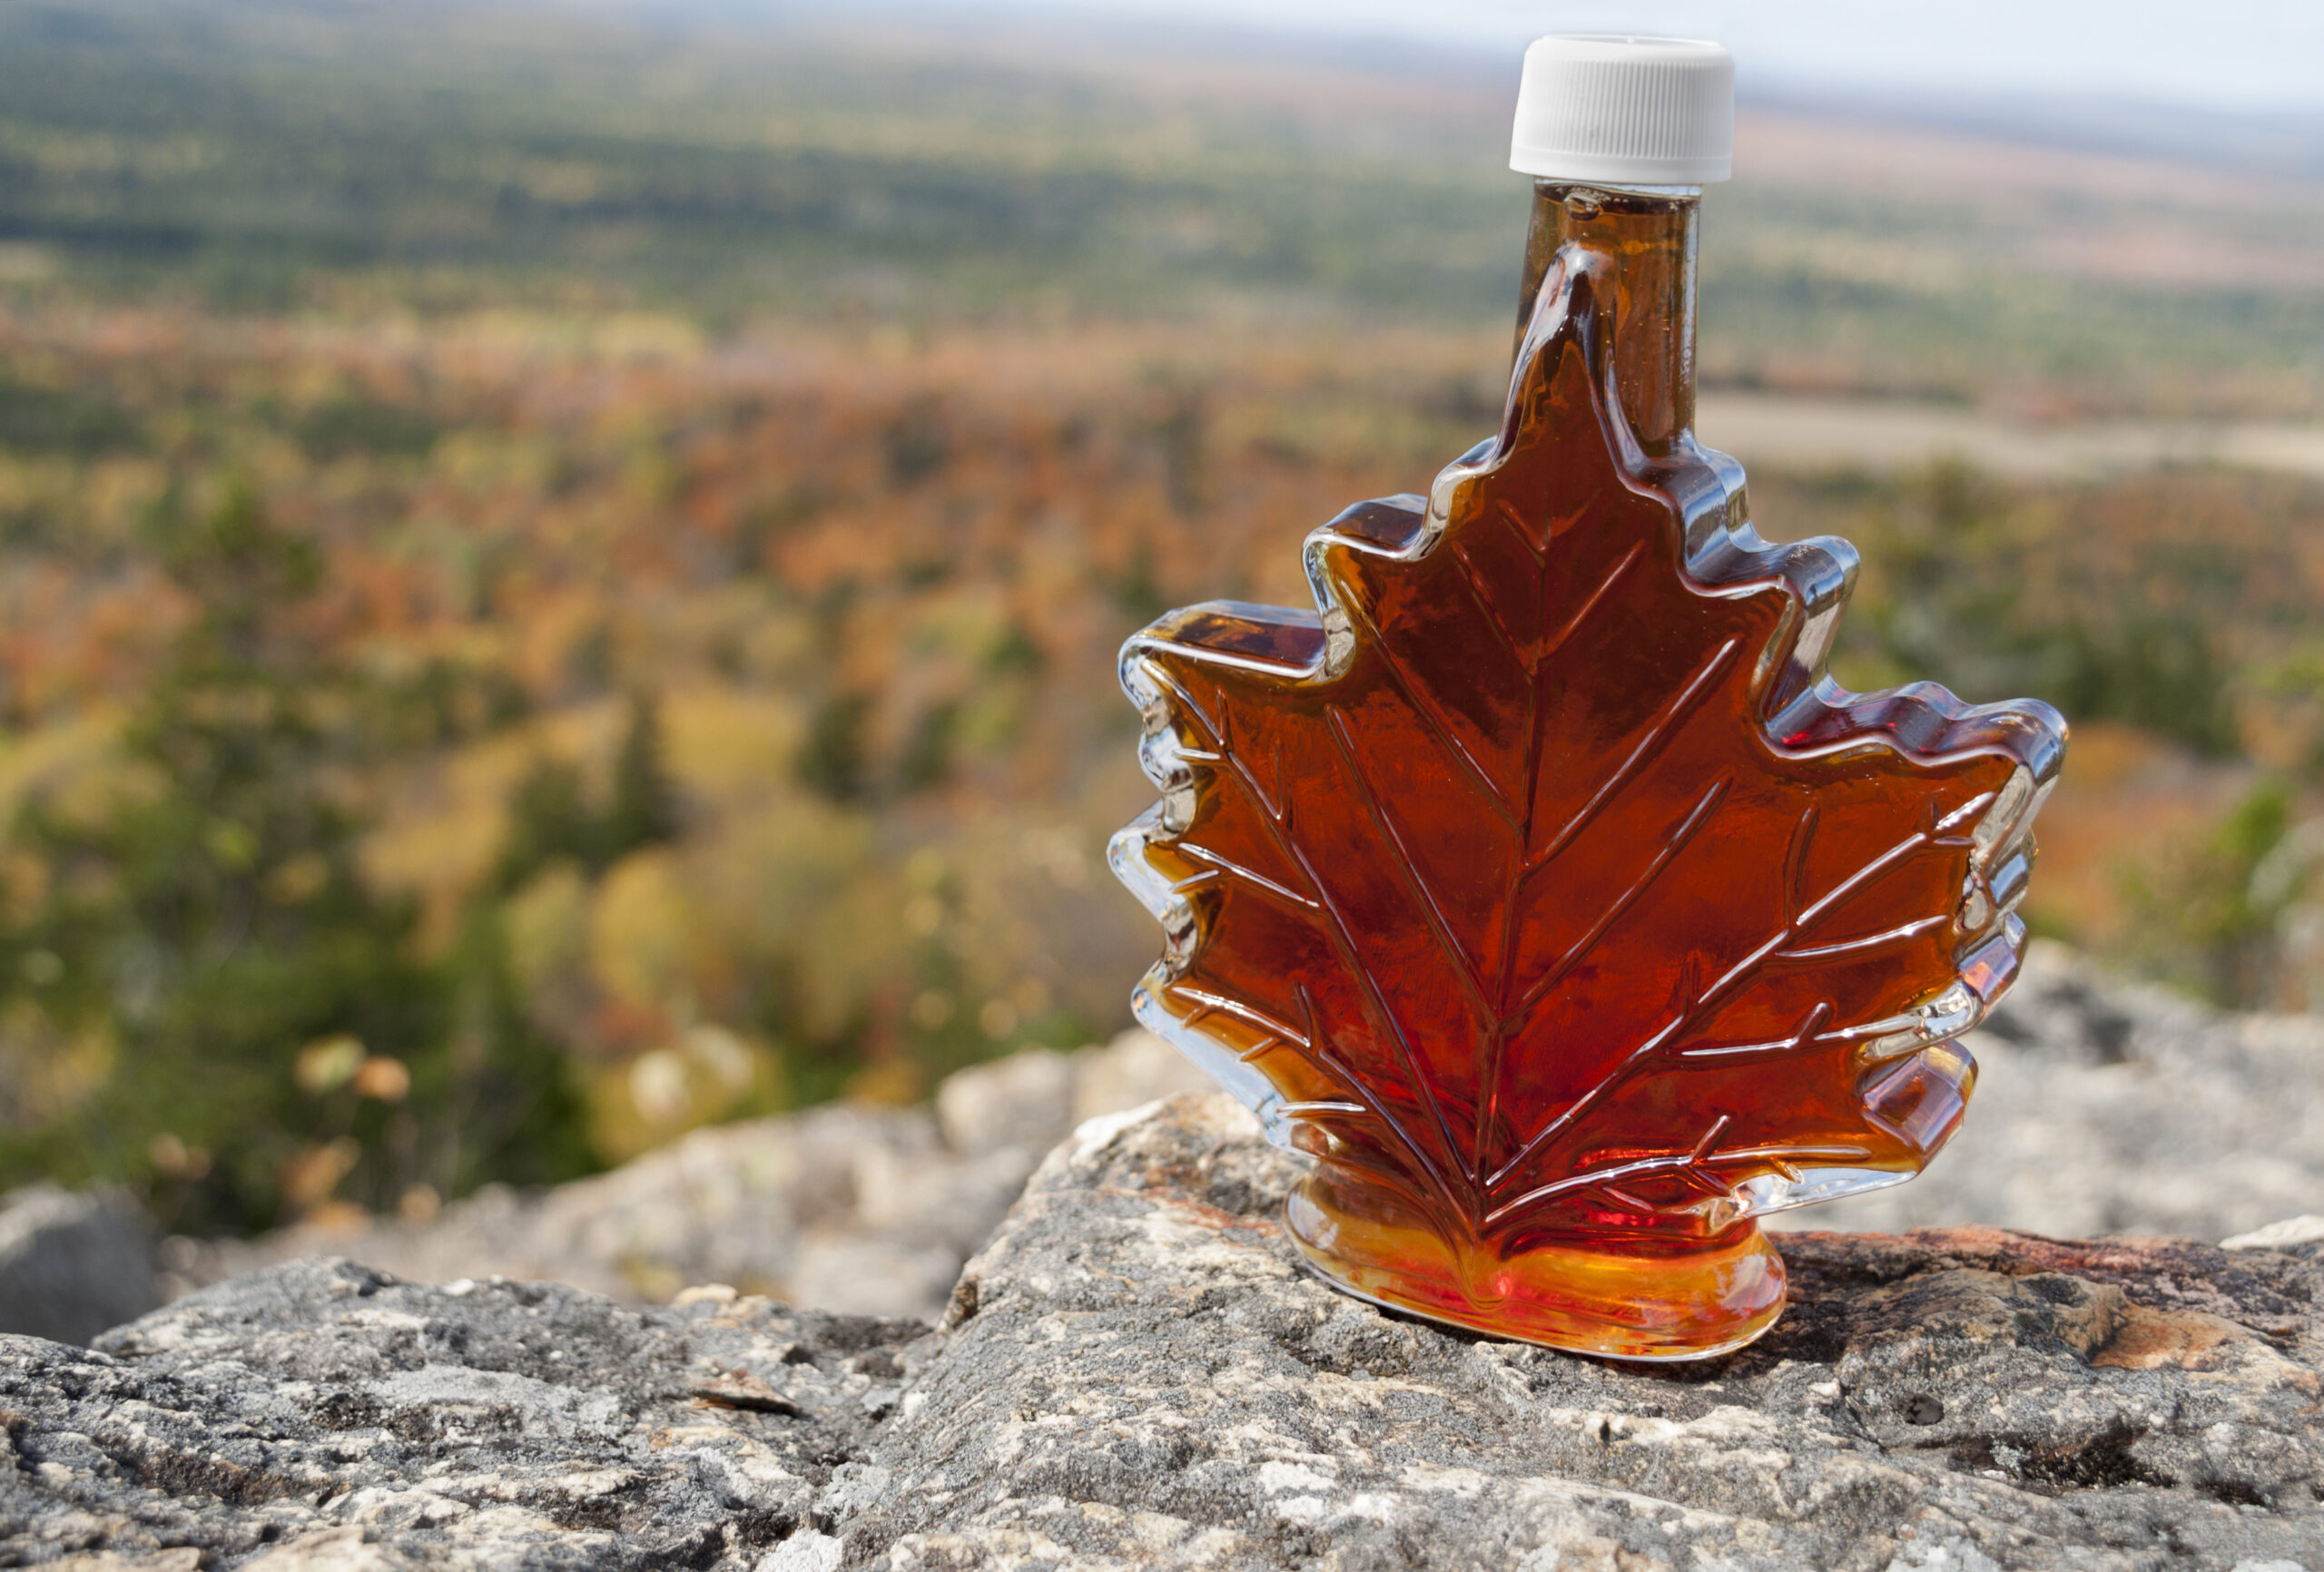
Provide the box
[936,1050,1078,1159]
[850,1094,2324,1571]
[176,1030,1212,1322]
[11,1095,2324,1569]
[1771,941,2324,1243]
[0,1258,926,1569]
[0,1184,155,1346]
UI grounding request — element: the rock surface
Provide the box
[1770,941,2324,1242]
[0,1184,156,1346]
[849,1094,2324,1570]
[175,1029,1210,1322]
[0,1258,927,1570]
[7,1094,2324,1569]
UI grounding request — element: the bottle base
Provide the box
[1283,1174,1787,1361]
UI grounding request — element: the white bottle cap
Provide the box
[1509,35,1734,186]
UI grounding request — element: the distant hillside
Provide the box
[1756,84,2324,182]
[0,0,2319,416]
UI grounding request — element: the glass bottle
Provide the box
[1109,36,2065,1360]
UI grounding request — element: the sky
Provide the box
[825,0,2324,115]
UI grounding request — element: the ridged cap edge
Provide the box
[1510,35,1735,185]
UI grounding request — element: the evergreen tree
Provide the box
[603,692,681,860]
[495,692,679,890]
[497,759,596,888]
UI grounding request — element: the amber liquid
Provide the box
[1515,183,1699,453]
[1116,183,2064,1359]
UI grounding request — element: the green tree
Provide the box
[2122,781,2292,1008]
[604,692,681,858]
[0,483,591,1230]
[798,693,872,803]
[495,692,680,889]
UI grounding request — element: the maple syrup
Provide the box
[1109,37,2064,1359]
[1516,184,1697,454]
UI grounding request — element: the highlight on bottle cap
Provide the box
[1510,34,1734,185]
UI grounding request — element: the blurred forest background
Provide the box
[0,0,2320,1236]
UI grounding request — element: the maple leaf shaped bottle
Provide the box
[1109,35,2066,1360]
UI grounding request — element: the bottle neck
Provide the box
[1514,182,1699,456]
